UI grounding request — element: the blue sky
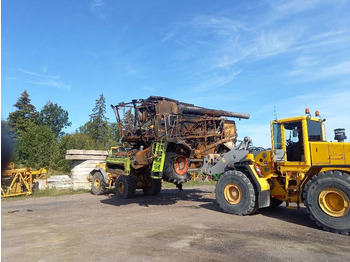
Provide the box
[2,0,350,147]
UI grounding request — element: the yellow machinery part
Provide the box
[1,166,47,198]
[318,187,349,217]
[224,182,243,205]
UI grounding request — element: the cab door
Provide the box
[272,120,308,164]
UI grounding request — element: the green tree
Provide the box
[7,90,38,136]
[38,101,71,137]
[15,125,56,169]
[78,121,120,150]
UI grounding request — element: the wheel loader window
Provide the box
[273,123,282,149]
[285,122,303,161]
[273,123,285,161]
[307,120,323,141]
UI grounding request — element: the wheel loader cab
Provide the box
[271,116,325,165]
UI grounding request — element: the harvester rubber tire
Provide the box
[143,178,162,196]
[115,175,136,199]
[303,171,350,235]
[215,170,258,216]
[91,172,107,195]
[163,151,190,185]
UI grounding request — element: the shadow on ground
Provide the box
[101,187,320,231]
[100,187,220,211]
[257,205,319,230]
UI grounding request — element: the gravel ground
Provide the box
[1,186,350,262]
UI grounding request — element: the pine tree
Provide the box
[89,93,109,142]
[7,90,38,136]
[122,108,134,135]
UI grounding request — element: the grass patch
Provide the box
[2,187,90,201]
[33,187,90,197]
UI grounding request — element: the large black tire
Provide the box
[215,170,258,215]
[115,175,136,198]
[143,178,162,196]
[91,172,107,195]
[163,152,190,184]
[303,171,350,235]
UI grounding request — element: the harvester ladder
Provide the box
[151,142,166,179]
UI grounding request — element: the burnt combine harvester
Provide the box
[98,96,249,196]
[91,96,249,197]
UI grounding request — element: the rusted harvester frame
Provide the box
[1,163,47,198]
[110,96,249,183]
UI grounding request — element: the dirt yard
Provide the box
[2,186,350,262]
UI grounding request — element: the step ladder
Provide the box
[151,142,166,179]
[285,172,301,209]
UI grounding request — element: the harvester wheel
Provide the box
[143,178,162,196]
[115,175,136,198]
[91,172,107,195]
[215,170,258,215]
[303,171,350,235]
[163,152,190,184]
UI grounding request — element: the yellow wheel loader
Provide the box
[201,109,350,235]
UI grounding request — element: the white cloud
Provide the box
[16,69,71,90]
[269,0,325,14]
[172,3,348,94]
[90,0,104,12]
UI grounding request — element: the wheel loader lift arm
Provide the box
[201,137,271,208]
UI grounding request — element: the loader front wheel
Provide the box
[115,175,136,198]
[91,172,107,195]
[303,171,350,235]
[216,170,258,215]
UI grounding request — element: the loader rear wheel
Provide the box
[215,170,258,215]
[91,172,107,195]
[115,175,136,198]
[163,152,190,184]
[303,171,350,235]
[143,178,162,196]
